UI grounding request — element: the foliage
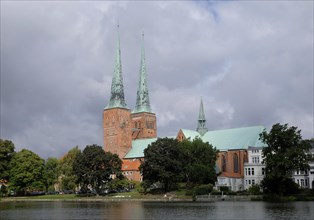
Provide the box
[193,184,213,195]
[180,137,218,186]
[0,139,15,181]
[58,146,81,191]
[44,157,60,191]
[73,144,122,194]
[248,184,262,195]
[219,186,229,193]
[260,123,312,195]
[9,149,46,195]
[140,138,184,192]
[0,185,8,197]
[107,178,133,191]
[140,137,218,192]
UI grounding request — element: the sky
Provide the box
[1,1,313,159]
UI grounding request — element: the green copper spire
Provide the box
[105,26,128,110]
[132,33,151,113]
[196,97,208,136]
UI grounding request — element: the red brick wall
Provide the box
[103,108,132,159]
[217,150,248,178]
[131,112,157,140]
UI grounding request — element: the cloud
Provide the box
[1,1,313,158]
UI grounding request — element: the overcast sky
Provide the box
[1,1,313,159]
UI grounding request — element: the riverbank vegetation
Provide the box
[1,123,313,202]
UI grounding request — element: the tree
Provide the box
[9,149,46,195]
[260,123,312,195]
[73,144,122,194]
[58,146,81,191]
[180,138,218,187]
[0,139,15,182]
[140,138,184,192]
[45,157,60,191]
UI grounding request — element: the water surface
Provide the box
[1,201,313,220]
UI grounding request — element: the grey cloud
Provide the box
[1,1,312,158]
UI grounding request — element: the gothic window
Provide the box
[222,155,226,172]
[233,153,239,173]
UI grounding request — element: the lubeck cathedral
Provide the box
[103,30,265,191]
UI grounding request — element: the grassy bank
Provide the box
[1,190,192,202]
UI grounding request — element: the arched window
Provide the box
[222,155,226,172]
[233,153,239,173]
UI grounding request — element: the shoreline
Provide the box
[1,194,260,202]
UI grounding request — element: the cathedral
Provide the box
[103,30,266,190]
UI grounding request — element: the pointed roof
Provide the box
[132,33,152,113]
[196,98,208,136]
[105,26,128,110]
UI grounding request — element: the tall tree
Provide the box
[58,146,81,191]
[260,123,312,195]
[0,139,15,182]
[180,138,218,186]
[73,144,122,194]
[45,157,60,191]
[140,138,184,192]
[9,149,45,195]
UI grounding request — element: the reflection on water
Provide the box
[0,201,313,220]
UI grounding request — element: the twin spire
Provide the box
[105,27,151,113]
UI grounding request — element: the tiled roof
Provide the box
[122,159,142,171]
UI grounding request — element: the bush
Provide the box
[248,184,262,195]
[219,186,229,193]
[0,185,8,197]
[185,189,194,196]
[211,189,221,195]
[193,184,213,195]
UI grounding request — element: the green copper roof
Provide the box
[124,138,158,159]
[132,33,152,113]
[123,126,265,159]
[182,126,266,150]
[196,98,208,136]
[105,27,128,110]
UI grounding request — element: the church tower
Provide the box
[103,27,132,158]
[131,34,157,140]
[196,98,208,136]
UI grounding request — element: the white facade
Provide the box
[216,177,244,191]
[293,146,314,189]
[244,147,265,190]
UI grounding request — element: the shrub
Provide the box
[219,186,229,193]
[193,184,213,195]
[248,184,262,195]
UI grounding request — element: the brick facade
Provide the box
[131,112,157,140]
[217,150,248,178]
[103,108,133,159]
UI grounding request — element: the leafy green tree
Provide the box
[140,138,184,192]
[58,146,81,191]
[180,138,218,186]
[260,123,312,195]
[73,144,122,194]
[0,139,15,182]
[9,149,45,195]
[45,157,59,191]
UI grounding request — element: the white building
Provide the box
[293,145,314,189]
[244,147,265,190]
